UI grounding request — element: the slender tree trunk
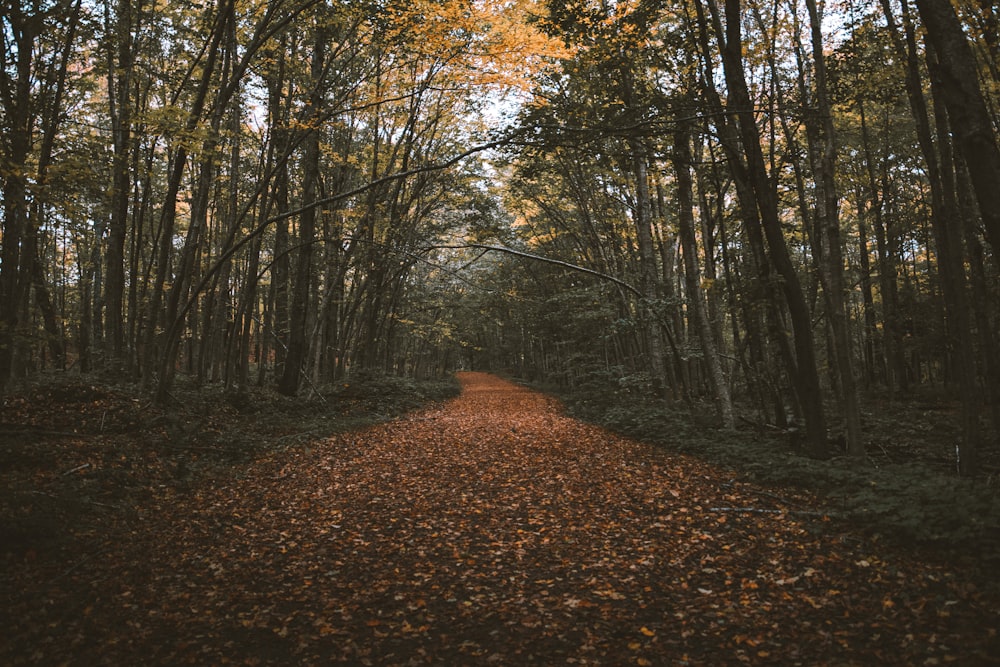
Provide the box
[631,143,669,399]
[925,44,981,476]
[674,124,735,429]
[803,0,862,456]
[268,75,293,382]
[278,24,326,395]
[105,0,133,363]
[144,0,229,393]
[857,99,903,392]
[20,0,82,372]
[235,136,272,389]
[693,154,725,354]
[714,0,828,455]
[27,223,65,368]
[159,138,217,394]
[854,187,878,386]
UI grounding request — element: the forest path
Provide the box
[11,373,997,664]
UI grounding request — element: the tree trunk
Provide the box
[803,0,863,456]
[925,44,982,476]
[0,4,36,390]
[694,0,796,426]
[674,124,735,429]
[27,222,65,368]
[714,0,828,455]
[105,0,134,363]
[959,171,1000,436]
[854,185,878,386]
[882,0,983,474]
[856,98,904,392]
[278,24,326,395]
[631,144,669,399]
[144,0,229,394]
[914,0,1000,253]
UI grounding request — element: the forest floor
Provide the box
[2,372,999,665]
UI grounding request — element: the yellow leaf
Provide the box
[639,626,655,637]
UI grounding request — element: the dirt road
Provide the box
[5,373,997,664]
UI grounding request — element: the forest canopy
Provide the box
[1,0,998,472]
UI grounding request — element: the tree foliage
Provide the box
[1,0,998,473]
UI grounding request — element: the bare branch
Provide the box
[431,243,644,298]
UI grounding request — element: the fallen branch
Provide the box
[29,490,121,510]
[708,507,831,518]
[709,506,783,514]
[755,490,803,508]
[273,431,318,445]
[51,548,109,584]
[0,426,90,439]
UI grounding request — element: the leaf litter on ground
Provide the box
[3,372,998,665]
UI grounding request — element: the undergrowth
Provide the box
[528,374,1000,564]
[0,371,461,561]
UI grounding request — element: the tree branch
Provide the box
[430,243,644,298]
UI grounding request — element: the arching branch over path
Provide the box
[433,243,644,297]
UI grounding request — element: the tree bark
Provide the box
[105,0,134,363]
[713,0,828,455]
[144,0,229,394]
[278,23,326,395]
[803,0,862,456]
[882,0,983,474]
[0,3,37,389]
[674,124,735,429]
[631,143,670,399]
[925,44,982,476]
[914,0,1000,253]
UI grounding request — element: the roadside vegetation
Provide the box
[528,372,1000,566]
[1,372,460,567]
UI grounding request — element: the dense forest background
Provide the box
[2,0,998,474]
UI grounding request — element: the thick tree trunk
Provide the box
[914,0,1000,253]
[694,0,797,426]
[0,4,36,390]
[959,176,1000,436]
[882,0,983,474]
